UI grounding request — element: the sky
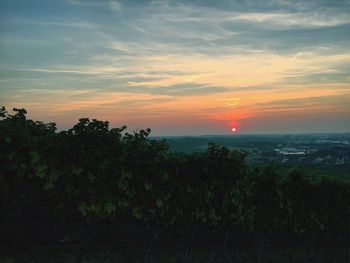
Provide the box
[1,0,350,135]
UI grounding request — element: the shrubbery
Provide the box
[1,107,350,262]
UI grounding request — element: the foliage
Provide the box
[1,106,350,260]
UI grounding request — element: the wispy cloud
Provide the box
[1,0,350,133]
[3,67,124,75]
[230,12,350,28]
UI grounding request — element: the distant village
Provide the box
[250,139,350,166]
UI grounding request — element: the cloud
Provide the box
[127,82,229,96]
[229,12,350,28]
[1,0,350,133]
[257,93,350,113]
[65,0,103,7]
[285,59,350,84]
[110,1,122,11]
[2,66,125,75]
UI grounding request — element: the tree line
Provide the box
[1,107,350,262]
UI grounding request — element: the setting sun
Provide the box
[1,0,349,261]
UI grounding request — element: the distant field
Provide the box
[162,135,292,153]
[297,165,350,183]
[161,135,350,181]
[160,133,350,153]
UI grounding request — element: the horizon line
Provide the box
[151,131,350,138]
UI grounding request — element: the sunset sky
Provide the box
[1,0,350,135]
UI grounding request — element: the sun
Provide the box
[231,127,237,132]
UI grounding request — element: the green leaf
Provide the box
[72,166,83,175]
[117,199,129,208]
[156,199,163,208]
[132,207,143,219]
[104,202,116,215]
[36,164,47,178]
[144,181,153,191]
[30,151,40,163]
[78,202,88,217]
[43,182,54,191]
